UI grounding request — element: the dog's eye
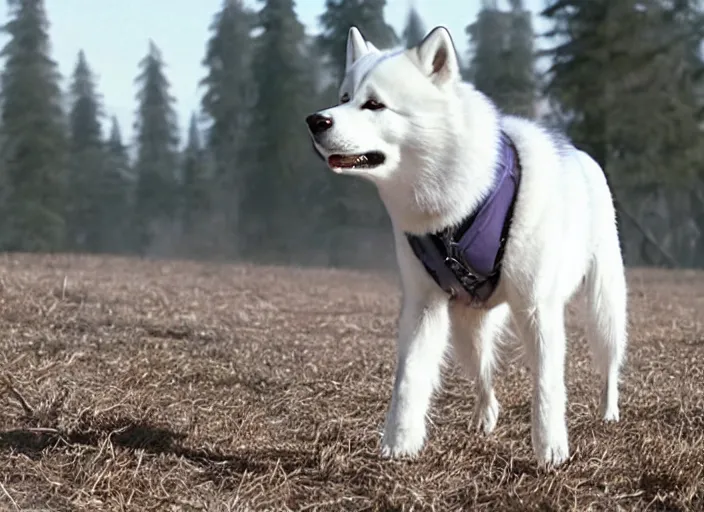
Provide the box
[340,93,350,104]
[362,99,385,111]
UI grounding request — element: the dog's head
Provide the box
[305,26,464,185]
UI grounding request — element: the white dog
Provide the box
[305,26,628,466]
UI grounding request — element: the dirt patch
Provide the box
[0,253,702,511]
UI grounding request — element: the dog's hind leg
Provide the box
[584,239,628,422]
[450,303,510,435]
[512,298,570,467]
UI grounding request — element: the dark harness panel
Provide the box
[405,131,521,306]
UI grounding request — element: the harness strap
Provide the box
[405,131,521,306]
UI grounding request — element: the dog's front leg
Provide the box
[381,294,450,458]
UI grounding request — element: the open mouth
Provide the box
[328,152,385,170]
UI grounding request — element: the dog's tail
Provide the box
[581,153,628,422]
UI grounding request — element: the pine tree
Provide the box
[467,0,537,118]
[100,116,133,253]
[106,116,132,186]
[67,50,104,252]
[505,0,536,117]
[543,0,704,181]
[402,6,426,48]
[132,40,180,254]
[242,0,317,260]
[106,116,129,167]
[181,113,210,237]
[315,0,399,267]
[317,0,398,83]
[69,51,102,152]
[200,0,256,251]
[0,0,68,251]
[542,0,704,265]
[542,0,615,170]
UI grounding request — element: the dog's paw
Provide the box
[535,441,570,467]
[599,386,620,422]
[601,406,620,422]
[472,393,499,435]
[380,422,426,459]
[533,426,570,467]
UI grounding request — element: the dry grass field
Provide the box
[0,253,702,511]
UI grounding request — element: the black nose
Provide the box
[306,113,333,135]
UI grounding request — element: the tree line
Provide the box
[1,0,703,269]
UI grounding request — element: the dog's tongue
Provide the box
[328,155,359,168]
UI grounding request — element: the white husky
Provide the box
[305,26,628,466]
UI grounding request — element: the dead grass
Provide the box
[0,253,702,511]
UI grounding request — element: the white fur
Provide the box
[306,26,628,467]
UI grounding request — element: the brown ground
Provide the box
[0,253,702,511]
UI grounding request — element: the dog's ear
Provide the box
[346,26,371,70]
[415,26,460,86]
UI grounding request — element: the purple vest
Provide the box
[405,131,521,306]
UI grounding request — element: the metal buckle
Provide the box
[443,256,483,300]
[444,256,475,279]
[437,229,493,302]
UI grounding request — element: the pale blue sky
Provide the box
[0,0,548,146]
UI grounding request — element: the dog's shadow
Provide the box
[0,420,185,454]
[0,418,312,477]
